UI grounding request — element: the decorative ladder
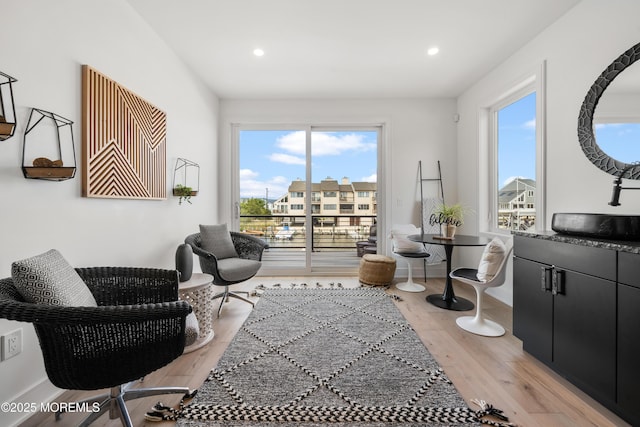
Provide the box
[418,160,447,277]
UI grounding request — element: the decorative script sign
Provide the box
[429,213,462,227]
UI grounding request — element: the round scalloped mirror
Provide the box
[578,42,640,179]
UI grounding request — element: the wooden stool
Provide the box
[359,254,396,286]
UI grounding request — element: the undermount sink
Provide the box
[551,213,640,241]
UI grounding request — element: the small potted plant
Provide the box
[173,184,195,205]
[431,203,466,238]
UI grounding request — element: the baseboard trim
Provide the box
[3,378,62,427]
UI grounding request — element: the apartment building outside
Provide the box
[272,177,377,227]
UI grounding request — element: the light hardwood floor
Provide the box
[21,276,629,427]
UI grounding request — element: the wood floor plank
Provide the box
[19,276,629,427]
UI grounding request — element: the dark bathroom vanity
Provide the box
[513,231,640,425]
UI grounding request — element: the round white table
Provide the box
[178,273,214,352]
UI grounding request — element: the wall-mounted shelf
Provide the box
[0,71,18,141]
[172,158,200,204]
[22,108,76,181]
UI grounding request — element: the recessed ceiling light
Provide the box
[253,48,265,57]
[427,47,439,56]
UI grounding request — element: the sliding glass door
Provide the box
[237,126,379,275]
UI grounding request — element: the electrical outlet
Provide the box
[1,328,22,361]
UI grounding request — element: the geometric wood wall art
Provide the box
[81,65,166,199]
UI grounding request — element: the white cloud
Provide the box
[240,169,259,179]
[275,131,305,155]
[523,118,536,129]
[595,123,623,130]
[268,152,305,165]
[270,176,289,184]
[275,131,376,157]
[361,173,377,182]
[240,169,290,199]
[242,131,377,197]
[594,123,634,136]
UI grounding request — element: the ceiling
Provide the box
[126,0,581,99]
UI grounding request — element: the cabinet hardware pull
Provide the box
[541,266,552,292]
[552,268,565,295]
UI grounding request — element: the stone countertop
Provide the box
[512,230,640,254]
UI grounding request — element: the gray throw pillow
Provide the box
[11,249,97,307]
[199,224,239,259]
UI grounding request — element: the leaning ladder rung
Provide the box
[419,159,445,282]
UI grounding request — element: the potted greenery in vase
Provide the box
[173,184,195,205]
[431,203,466,239]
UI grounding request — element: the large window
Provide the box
[484,64,545,234]
[237,127,380,274]
[495,92,536,231]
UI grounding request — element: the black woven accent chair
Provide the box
[185,231,268,316]
[0,267,193,427]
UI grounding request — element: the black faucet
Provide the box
[609,162,640,206]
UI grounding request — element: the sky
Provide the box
[497,92,536,188]
[240,130,378,199]
[497,91,640,190]
[595,123,640,164]
[239,95,539,201]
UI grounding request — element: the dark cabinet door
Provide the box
[514,235,635,424]
[618,283,640,426]
[513,256,553,365]
[553,269,616,405]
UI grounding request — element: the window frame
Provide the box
[480,61,546,235]
[229,122,388,275]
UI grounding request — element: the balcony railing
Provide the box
[239,214,377,251]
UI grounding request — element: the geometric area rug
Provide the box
[163,288,512,426]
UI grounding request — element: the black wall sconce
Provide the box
[0,71,18,141]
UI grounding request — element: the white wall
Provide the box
[0,1,219,425]
[219,98,457,277]
[456,0,640,305]
[5,0,640,423]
